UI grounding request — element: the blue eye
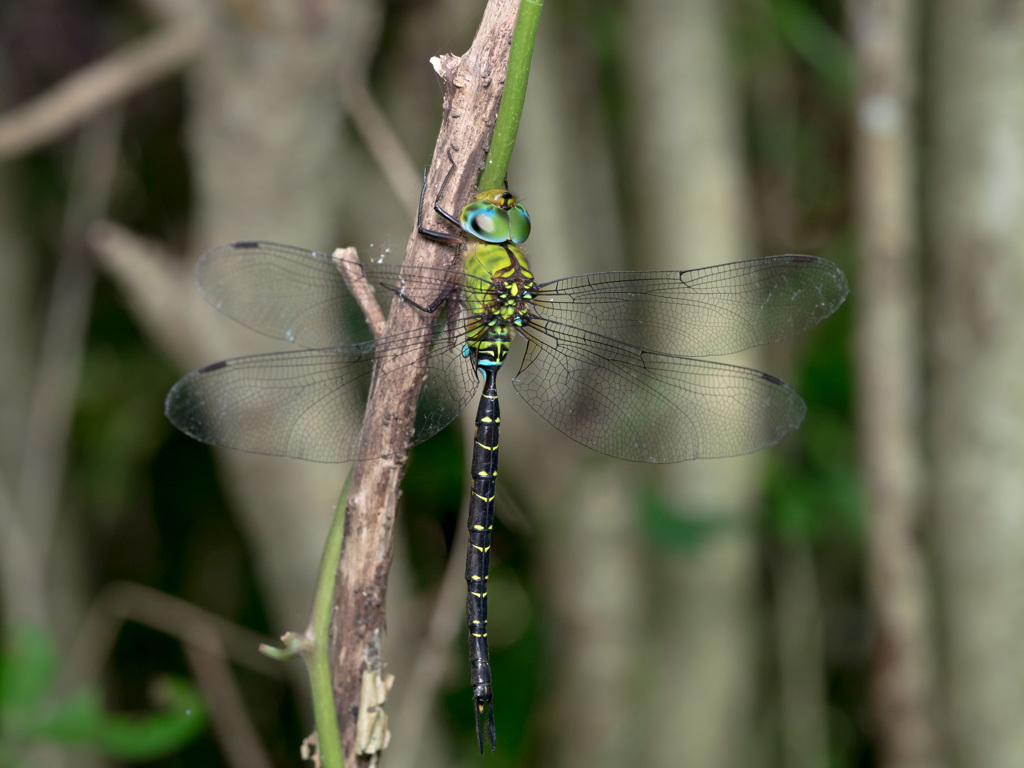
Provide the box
[460,190,532,244]
[461,200,511,243]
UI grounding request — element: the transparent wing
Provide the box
[197,241,367,348]
[165,319,479,463]
[196,240,495,348]
[531,255,849,357]
[183,243,844,463]
[512,317,806,463]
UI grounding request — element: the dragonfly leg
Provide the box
[417,149,464,243]
[376,279,456,314]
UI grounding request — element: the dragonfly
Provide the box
[165,158,849,752]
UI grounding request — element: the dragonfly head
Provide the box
[461,189,531,245]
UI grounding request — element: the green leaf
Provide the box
[38,676,206,761]
[1,627,207,763]
[771,0,851,98]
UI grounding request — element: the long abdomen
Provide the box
[467,365,499,751]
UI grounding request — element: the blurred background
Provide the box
[2,0,1022,767]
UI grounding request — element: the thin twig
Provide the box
[0,19,206,159]
[18,110,122,608]
[340,83,421,218]
[87,220,196,364]
[61,580,278,768]
[184,625,275,768]
[303,482,349,768]
[334,248,387,340]
[478,0,543,190]
[62,581,282,689]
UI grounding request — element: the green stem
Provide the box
[478,0,544,190]
[305,474,350,768]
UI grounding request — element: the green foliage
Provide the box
[769,0,851,99]
[766,422,861,544]
[0,626,206,764]
[639,483,741,555]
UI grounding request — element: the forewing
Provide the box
[531,255,848,357]
[197,241,369,348]
[196,240,496,348]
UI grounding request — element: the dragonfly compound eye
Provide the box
[461,200,512,244]
[506,205,531,243]
[461,190,531,244]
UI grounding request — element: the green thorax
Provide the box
[459,188,536,370]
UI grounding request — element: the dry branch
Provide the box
[327,2,522,763]
[334,248,387,340]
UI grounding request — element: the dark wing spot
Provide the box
[761,372,785,386]
[233,241,261,249]
[788,254,816,263]
[199,360,229,373]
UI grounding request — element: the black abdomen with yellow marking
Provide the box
[466,365,500,750]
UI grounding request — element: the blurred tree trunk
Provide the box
[627,1,759,767]
[929,2,1024,767]
[849,2,940,767]
[770,542,829,768]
